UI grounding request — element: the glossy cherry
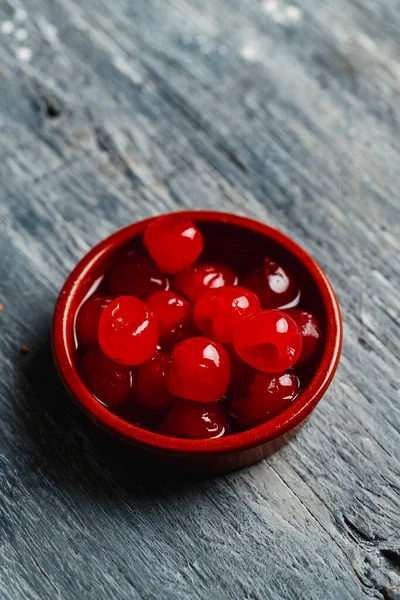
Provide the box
[76,294,114,348]
[194,285,260,343]
[233,310,302,372]
[173,262,238,304]
[147,291,196,349]
[134,352,174,412]
[225,345,256,400]
[108,250,169,300]
[98,296,159,366]
[159,399,229,439]
[166,337,231,403]
[79,346,133,408]
[285,309,321,367]
[243,258,300,309]
[143,214,203,274]
[231,372,300,428]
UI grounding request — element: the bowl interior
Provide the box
[54,212,341,454]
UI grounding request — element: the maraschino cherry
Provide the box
[173,262,238,303]
[76,294,114,348]
[166,337,231,402]
[144,214,203,274]
[285,309,321,367]
[160,399,228,439]
[231,372,299,428]
[194,285,260,343]
[243,258,300,309]
[147,291,196,349]
[98,296,159,366]
[80,346,132,408]
[233,310,302,372]
[134,352,173,412]
[108,250,169,300]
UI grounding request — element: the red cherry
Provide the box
[285,309,321,367]
[166,337,231,403]
[225,345,256,400]
[173,262,238,303]
[98,296,159,366]
[159,399,229,439]
[108,250,169,300]
[134,352,174,412]
[243,258,300,309]
[194,285,260,343]
[118,403,161,431]
[76,294,114,348]
[233,310,302,372]
[143,214,203,274]
[231,372,300,428]
[79,346,133,408]
[147,291,196,349]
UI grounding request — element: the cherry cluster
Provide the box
[77,214,321,439]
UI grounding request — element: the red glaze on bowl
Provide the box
[52,211,342,473]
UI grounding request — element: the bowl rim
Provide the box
[52,211,342,455]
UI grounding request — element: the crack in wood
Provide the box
[380,550,400,575]
[93,125,143,187]
[342,514,386,544]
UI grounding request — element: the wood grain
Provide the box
[0,0,399,598]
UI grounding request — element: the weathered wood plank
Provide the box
[0,0,399,598]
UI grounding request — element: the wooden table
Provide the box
[0,1,399,598]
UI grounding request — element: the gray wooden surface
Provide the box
[0,0,399,598]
